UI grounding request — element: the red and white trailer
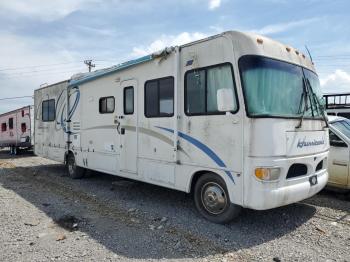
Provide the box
[0,105,34,154]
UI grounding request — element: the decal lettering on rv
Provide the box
[297,137,325,148]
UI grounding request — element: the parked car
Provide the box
[327,116,350,190]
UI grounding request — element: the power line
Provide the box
[0,61,83,72]
[0,68,87,79]
[0,59,116,72]
[0,62,114,77]
[0,65,88,77]
[0,95,33,101]
[314,54,350,58]
[0,63,115,79]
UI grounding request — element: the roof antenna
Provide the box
[305,45,313,63]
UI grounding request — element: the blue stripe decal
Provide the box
[156,126,235,183]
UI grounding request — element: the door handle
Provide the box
[333,160,348,167]
[120,128,125,135]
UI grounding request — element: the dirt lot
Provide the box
[0,150,349,262]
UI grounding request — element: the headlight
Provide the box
[255,167,281,181]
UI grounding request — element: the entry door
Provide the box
[328,131,349,186]
[119,80,138,173]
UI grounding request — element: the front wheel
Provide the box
[194,173,241,224]
[67,153,85,179]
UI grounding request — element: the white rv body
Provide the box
[34,80,69,162]
[34,31,329,211]
[0,105,34,150]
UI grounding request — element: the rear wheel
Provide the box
[67,153,85,179]
[194,173,241,224]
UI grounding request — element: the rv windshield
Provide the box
[239,56,324,118]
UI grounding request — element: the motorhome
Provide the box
[34,31,329,223]
[0,105,34,154]
[324,92,350,119]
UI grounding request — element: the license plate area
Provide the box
[309,175,318,186]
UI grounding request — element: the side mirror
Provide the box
[217,88,236,112]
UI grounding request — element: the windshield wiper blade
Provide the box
[305,79,329,128]
[296,80,309,129]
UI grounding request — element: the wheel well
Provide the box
[190,170,220,194]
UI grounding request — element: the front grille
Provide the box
[316,160,323,171]
[287,164,308,179]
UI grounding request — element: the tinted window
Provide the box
[185,64,237,115]
[99,97,115,114]
[239,56,324,118]
[338,112,350,119]
[145,77,174,117]
[329,130,347,147]
[42,99,55,121]
[21,123,26,133]
[124,87,134,115]
[159,78,174,116]
[332,119,350,139]
[9,118,14,129]
[186,70,205,114]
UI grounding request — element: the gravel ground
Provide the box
[0,150,349,262]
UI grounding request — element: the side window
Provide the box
[99,97,115,114]
[145,77,174,118]
[9,118,14,129]
[124,87,134,115]
[338,112,350,119]
[21,123,27,133]
[42,99,56,121]
[329,130,347,148]
[186,70,205,114]
[185,63,238,115]
[1,123,6,132]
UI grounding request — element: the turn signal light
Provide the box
[255,167,281,181]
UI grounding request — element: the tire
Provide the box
[194,173,241,224]
[67,153,85,179]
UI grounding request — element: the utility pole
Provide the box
[84,60,95,72]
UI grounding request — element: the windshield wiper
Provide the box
[296,80,309,128]
[305,79,329,128]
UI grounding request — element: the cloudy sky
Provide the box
[0,0,349,113]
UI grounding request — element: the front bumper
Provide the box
[243,151,328,210]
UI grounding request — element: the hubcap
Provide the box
[201,182,227,215]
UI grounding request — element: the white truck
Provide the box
[328,116,350,190]
[0,105,34,154]
[34,31,329,223]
